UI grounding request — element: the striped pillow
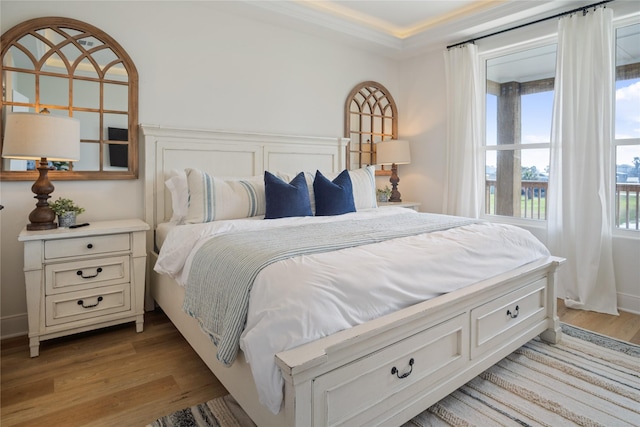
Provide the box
[347,165,378,210]
[184,169,265,223]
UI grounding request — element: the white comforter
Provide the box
[155,208,550,414]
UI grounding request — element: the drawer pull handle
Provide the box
[77,296,103,309]
[77,267,103,279]
[507,305,520,319]
[87,243,93,249]
[391,358,414,379]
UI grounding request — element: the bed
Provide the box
[141,124,564,427]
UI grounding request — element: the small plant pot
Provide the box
[378,194,389,203]
[58,212,77,228]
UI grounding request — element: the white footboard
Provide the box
[151,254,562,427]
[275,256,563,426]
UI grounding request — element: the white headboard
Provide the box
[141,124,348,246]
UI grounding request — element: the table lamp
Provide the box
[2,111,80,230]
[376,139,411,203]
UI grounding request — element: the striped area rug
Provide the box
[148,325,640,427]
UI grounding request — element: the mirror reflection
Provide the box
[344,81,398,174]
[1,17,138,180]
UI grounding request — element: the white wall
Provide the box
[0,1,400,337]
[393,50,449,215]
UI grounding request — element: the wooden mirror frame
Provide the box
[0,17,139,181]
[344,81,397,175]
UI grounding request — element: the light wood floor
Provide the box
[1,301,638,427]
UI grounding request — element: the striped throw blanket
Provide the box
[184,212,477,366]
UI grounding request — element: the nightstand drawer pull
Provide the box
[76,267,103,279]
[87,243,93,249]
[507,305,520,319]
[391,358,414,379]
[77,296,103,308]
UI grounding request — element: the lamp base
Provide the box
[27,221,58,231]
[388,163,402,203]
[26,158,57,231]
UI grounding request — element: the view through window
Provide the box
[484,43,556,220]
[484,21,639,230]
[614,22,640,231]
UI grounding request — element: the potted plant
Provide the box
[377,186,392,203]
[49,197,85,227]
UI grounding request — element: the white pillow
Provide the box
[165,170,189,223]
[184,168,265,223]
[349,165,378,210]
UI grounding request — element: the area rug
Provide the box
[148,324,640,426]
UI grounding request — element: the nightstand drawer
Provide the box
[45,256,130,294]
[44,234,130,260]
[45,284,131,326]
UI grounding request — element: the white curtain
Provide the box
[443,44,482,218]
[547,7,618,315]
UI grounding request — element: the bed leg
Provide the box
[540,260,563,344]
[540,322,562,344]
[540,289,562,344]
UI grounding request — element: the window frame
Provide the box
[613,16,640,234]
[478,35,557,228]
[479,18,640,233]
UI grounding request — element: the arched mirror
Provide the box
[1,17,138,180]
[344,81,397,175]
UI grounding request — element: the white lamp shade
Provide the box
[2,112,80,161]
[376,139,411,165]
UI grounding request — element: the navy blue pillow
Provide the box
[313,169,356,216]
[264,171,313,219]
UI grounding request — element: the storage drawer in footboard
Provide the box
[471,278,547,359]
[312,313,468,427]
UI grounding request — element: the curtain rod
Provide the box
[446,0,615,49]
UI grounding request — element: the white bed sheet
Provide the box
[154,208,551,414]
[155,208,404,286]
[155,221,177,249]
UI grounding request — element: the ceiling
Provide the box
[228,0,610,58]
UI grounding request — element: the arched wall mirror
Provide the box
[0,17,139,181]
[344,81,397,175]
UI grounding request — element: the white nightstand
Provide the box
[18,219,150,357]
[378,201,421,211]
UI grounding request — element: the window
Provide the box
[614,22,640,230]
[484,43,556,220]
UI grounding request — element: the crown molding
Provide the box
[229,1,626,59]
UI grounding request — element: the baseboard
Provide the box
[1,312,28,339]
[558,287,639,315]
[617,292,640,315]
